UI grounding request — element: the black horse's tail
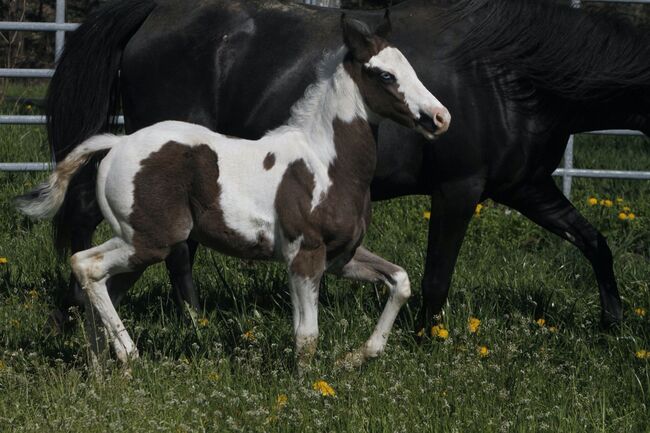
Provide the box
[46,0,155,255]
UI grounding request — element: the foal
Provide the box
[17,16,450,367]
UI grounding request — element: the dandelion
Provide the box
[623,206,631,212]
[478,346,489,357]
[468,317,481,334]
[587,197,598,206]
[618,212,628,221]
[0,257,7,265]
[313,380,336,397]
[423,211,431,220]
[634,307,647,317]
[628,213,636,220]
[548,326,558,333]
[430,325,449,340]
[616,197,624,204]
[602,199,613,208]
[475,204,484,216]
[27,289,38,299]
[536,318,546,327]
[635,350,649,360]
[275,394,288,409]
[25,104,32,111]
[198,317,209,328]
[242,329,255,341]
[417,328,426,338]
[208,372,220,382]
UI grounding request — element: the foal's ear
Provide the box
[341,14,375,62]
[375,9,392,39]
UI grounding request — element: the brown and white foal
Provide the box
[17,16,450,368]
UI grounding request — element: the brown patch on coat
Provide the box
[274,117,377,277]
[263,152,275,170]
[128,141,273,268]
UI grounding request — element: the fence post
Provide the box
[561,0,582,198]
[55,0,65,62]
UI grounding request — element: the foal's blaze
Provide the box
[17,15,449,367]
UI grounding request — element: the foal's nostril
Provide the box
[417,112,437,134]
[431,107,451,134]
[435,112,446,126]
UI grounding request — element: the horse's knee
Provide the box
[390,269,411,302]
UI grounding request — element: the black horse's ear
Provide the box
[375,9,392,39]
[341,13,374,61]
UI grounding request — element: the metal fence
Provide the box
[1,0,648,198]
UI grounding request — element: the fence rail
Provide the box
[1,0,648,197]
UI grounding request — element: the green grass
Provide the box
[1,85,649,432]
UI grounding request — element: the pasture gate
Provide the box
[0,0,648,198]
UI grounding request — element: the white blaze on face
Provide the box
[365,47,450,130]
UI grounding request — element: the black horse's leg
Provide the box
[49,190,104,332]
[419,178,485,332]
[494,177,622,327]
[165,240,201,313]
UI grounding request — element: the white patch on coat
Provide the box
[365,46,446,119]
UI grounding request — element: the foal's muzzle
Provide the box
[416,107,451,140]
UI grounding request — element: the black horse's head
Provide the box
[341,13,450,140]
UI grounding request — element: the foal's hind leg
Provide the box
[71,238,140,363]
[494,177,622,327]
[331,247,411,369]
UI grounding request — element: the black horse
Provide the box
[47,0,649,330]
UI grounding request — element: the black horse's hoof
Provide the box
[600,310,623,330]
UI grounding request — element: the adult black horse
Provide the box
[47,0,649,331]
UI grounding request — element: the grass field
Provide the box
[0,84,649,432]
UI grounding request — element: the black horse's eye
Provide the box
[379,71,395,83]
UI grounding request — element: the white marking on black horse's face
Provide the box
[364,46,451,140]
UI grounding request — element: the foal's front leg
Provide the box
[287,245,326,371]
[331,246,411,369]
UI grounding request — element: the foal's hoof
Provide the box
[335,349,369,371]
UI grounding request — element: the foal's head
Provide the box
[342,14,450,140]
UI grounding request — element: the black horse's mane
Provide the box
[442,0,650,103]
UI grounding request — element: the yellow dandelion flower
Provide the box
[548,326,558,333]
[478,346,489,357]
[628,213,636,220]
[587,197,598,206]
[623,206,631,212]
[417,328,426,338]
[536,318,546,327]
[198,317,209,327]
[634,307,647,317]
[27,289,38,299]
[618,212,628,221]
[423,211,431,220]
[430,325,448,340]
[208,372,220,382]
[276,394,288,409]
[616,197,624,204]
[468,317,481,334]
[635,350,649,360]
[0,257,7,265]
[603,199,613,208]
[313,380,336,397]
[242,329,255,341]
[474,204,484,216]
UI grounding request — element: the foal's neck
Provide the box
[283,59,375,173]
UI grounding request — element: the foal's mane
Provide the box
[443,0,650,103]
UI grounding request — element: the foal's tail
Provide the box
[15,135,121,220]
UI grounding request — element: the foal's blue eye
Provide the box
[379,71,395,83]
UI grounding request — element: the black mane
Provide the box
[444,0,650,103]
